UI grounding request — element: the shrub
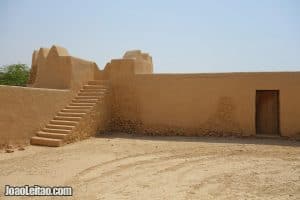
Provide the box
[0,64,30,86]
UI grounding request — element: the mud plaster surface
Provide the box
[111,96,244,137]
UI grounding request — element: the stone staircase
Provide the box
[30,80,110,147]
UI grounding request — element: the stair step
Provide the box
[54,116,81,121]
[70,102,96,106]
[75,96,100,99]
[42,128,72,134]
[50,120,78,126]
[65,105,93,109]
[30,136,63,147]
[37,131,68,139]
[80,88,108,93]
[61,109,89,113]
[57,112,86,117]
[72,99,99,103]
[78,92,105,96]
[88,80,109,85]
[83,85,108,89]
[31,79,111,148]
[46,124,74,130]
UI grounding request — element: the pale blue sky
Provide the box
[0,0,299,73]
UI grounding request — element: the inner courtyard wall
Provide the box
[1,45,299,148]
[111,72,300,138]
[0,45,108,147]
[0,86,73,147]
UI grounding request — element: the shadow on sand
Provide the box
[96,132,300,147]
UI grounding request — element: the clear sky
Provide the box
[0,0,299,73]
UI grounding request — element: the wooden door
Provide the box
[256,90,279,135]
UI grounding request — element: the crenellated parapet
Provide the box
[28,45,96,91]
[123,50,152,63]
[28,46,70,89]
[122,50,153,74]
[93,49,153,82]
[29,45,154,90]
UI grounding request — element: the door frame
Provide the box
[255,90,280,136]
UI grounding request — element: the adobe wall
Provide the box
[110,72,300,138]
[2,44,299,148]
[32,46,72,89]
[0,45,112,148]
[31,45,97,92]
[69,56,98,92]
[0,86,72,147]
[105,50,153,133]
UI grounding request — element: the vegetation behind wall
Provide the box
[0,64,30,86]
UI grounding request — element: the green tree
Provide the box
[0,64,30,86]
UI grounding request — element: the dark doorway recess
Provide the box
[256,90,280,136]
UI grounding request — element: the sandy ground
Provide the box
[0,133,299,200]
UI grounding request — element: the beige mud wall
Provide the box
[1,45,113,147]
[0,86,72,147]
[32,45,97,92]
[33,46,72,89]
[93,50,153,80]
[111,72,300,138]
[70,56,98,91]
[107,51,153,132]
[123,50,153,74]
